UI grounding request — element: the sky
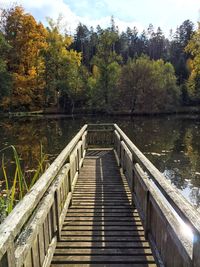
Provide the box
[0,0,200,35]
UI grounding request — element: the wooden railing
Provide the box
[87,123,114,147]
[1,123,200,267]
[113,124,200,267]
[0,125,87,267]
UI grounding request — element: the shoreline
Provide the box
[0,106,200,118]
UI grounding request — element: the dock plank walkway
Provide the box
[51,149,157,266]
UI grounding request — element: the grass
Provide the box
[0,145,48,223]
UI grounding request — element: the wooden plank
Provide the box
[23,250,32,267]
[52,254,155,263]
[42,236,57,267]
[60,229,145,236]
[59,236,146,242]
[64,216,140,222]
[38,225,45,266]
[62,221,142,226]
[54,247,153,255]
[6,241,15,267]
[43,217,50,254]
[66,208,136,212]
[58,193,72,237]
[47,213,52,245]
[55,240,151,248]
[62,225,144,231]
[51,264,157,267]
[32,235,40,267]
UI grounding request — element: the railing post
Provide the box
[55,190,61,240]
[131,161,137,206]
[119,136,122,167]
[114,129,121,167]
[193,231,200,267]
[0,240,16,267]
[144,190,150,239]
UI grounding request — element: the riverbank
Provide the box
[1,105,200,118]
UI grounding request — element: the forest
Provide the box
[0,5,200,114]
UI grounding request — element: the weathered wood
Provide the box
[114,124,200,234]
[87,128,114,147]
[134,163,192,266]
[52,254,155,263]
[51,263,157,267]
[56,240,150,249]
[54,247,153,255]
[193,232,200,267]
[23,250,32,267]
[42,236,57,267]
[51,150,157,266]
[14,164,72,267]
[0,125,88,267]
[0,125,87,264]
[38,225,45,266]
[114,123,200,266]
[1,123,200,267]
[32,235,40,267]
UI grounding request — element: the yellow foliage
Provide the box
[28,68,37,77]
[92,65,100,78]
[2,6,48,109]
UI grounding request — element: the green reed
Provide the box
[0,145,48,221]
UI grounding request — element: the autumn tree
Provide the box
[0,32,12,108]
[0,6,47,110]
[43,17,82,112]
[185,22,200,102]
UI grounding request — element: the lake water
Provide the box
[0,114,200,209]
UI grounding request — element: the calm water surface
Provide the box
[0,115,200,209]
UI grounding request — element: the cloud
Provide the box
[0,0,146,34]
[0,0,199,36]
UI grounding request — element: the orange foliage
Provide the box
[2,6,48,110]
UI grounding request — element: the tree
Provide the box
[137,30,148,55]
[169,20,194,84]
[0,32,12,109]
[43,17,82,112]
[185,22,200,102]
[119,56,179,113]
[0,6,47,110]
[73,23,91,66]
[89,29,122,112]
[147,27,168,60]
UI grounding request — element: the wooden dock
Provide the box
[51,149,156,266]
[0,124,200,267]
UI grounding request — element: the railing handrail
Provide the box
[114,124,200,235]
[0,124,87,259]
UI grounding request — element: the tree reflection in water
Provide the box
[0,114,199,208]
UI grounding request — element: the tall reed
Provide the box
[0,145,48,221]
